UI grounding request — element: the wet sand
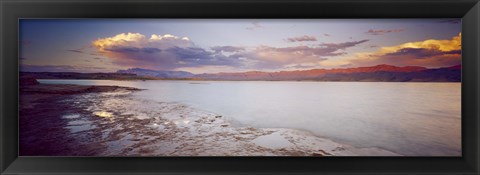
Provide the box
[20,83,400,156]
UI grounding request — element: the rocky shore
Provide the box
[19,77,142,156]
[19,77,400,156]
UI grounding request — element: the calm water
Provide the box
[39,80,461,156]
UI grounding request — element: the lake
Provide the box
[38,79,461,156]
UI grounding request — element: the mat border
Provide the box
[1,0,479,174]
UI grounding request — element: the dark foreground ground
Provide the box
[19,83,140,156]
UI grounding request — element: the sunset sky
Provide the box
[20,19,461,74]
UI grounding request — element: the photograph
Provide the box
[19,19,461,157]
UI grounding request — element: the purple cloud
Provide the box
[365,29,404,35]
[93,33,369,71]
[166,47,243,67]
[211,46,246,53]
[320,40,369,51]
[105,46,161,54]
[229,39,368,69]
[286,35,317,42]
[67,49,84,53]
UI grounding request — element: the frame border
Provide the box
[1,0,479,174]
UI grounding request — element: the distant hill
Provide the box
[195,64,461,82]
[316,66,461,82]
[20,72,158,80]
[21,64,461,82]
[117,68,194,79]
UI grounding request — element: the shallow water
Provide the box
[39,79,461,156]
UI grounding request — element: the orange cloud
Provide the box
[347,33,461,68]
[377,33,460,54]
[93,33,192,52]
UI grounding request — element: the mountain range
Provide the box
[20,64,461,82]
[117,68,194,79]
[115,64,461,82]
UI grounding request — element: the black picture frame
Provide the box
[1,0,479,174]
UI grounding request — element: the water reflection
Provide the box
[94,111,113,118]
[62,114,96,133]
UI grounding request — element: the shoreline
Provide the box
[20,82,400,156]
[37,78,461,83]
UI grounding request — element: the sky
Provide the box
[19,19,461,74]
